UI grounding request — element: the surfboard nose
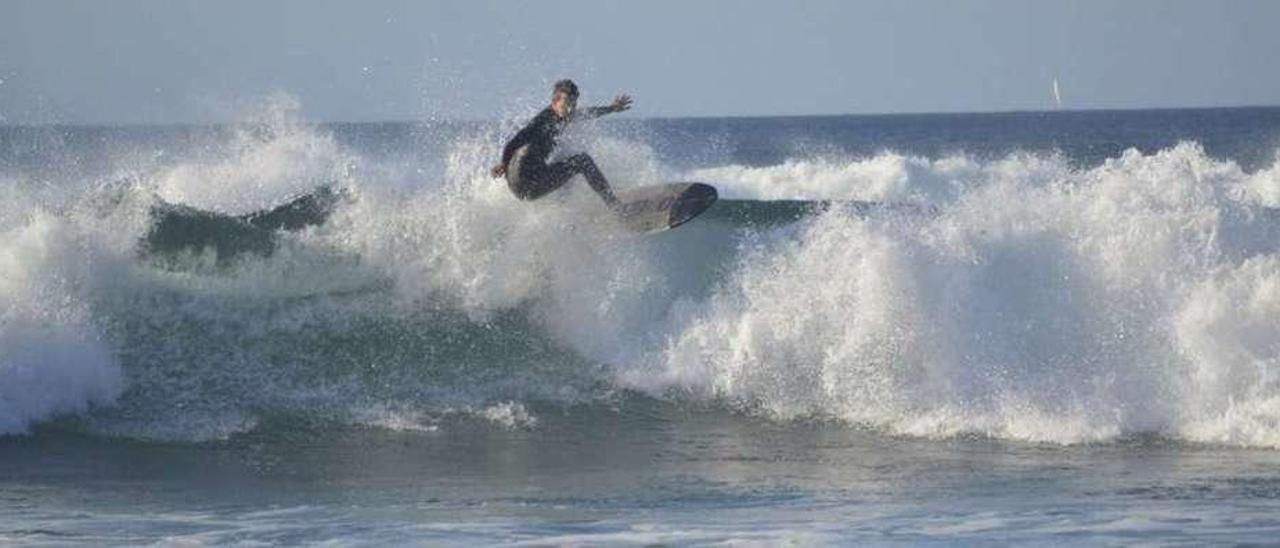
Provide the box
[610,182,717,233]
[668,183,718,229]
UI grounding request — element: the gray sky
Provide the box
[1,0,1278,124]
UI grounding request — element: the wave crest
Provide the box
[629,143,1280,446]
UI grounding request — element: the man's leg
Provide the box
[559,154,619,207]
[512,154,620,207]
[510,166,565,201]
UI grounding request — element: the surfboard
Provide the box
[610,182,718,233]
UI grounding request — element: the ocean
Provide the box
[4,104,1280,544]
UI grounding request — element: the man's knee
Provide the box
[566,153,597,171]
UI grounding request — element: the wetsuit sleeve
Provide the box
[582,106,616,119]
[500,120,538,168]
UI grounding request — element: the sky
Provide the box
[1,0,1278,124]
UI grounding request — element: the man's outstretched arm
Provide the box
[583,94,634,119]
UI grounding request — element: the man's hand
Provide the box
[610,94,633,113]
[491,164,507,178]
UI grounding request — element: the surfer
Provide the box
[491,79,633,208]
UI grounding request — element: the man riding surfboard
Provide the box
[491,79,633,208]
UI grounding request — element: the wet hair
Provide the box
[553,79,579,98]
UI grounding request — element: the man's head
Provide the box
[551,79,579,119]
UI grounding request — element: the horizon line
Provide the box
[4,103,1279,130]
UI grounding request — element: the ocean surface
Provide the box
[4,104,1280,544]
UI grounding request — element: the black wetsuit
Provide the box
[500,107,618,204]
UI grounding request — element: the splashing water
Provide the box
[4,98,1280,449]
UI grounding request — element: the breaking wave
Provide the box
[5,98,1280,448]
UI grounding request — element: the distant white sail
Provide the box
[1052,77,1063,110]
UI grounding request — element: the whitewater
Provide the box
[5,101,1280,543]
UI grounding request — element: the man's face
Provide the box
[552,91,578,119]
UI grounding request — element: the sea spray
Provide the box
[626,143,1280,446]
[1,201,122,434]
[152,94,359,213]
[5,103,1280,448]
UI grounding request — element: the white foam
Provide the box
[353,404,440,433]
[685,152,1068,203]
[151,93,358,214]
[1240,152,1280,207]
[1175,256,1280,446]
[0,205,122,434]
[322,132,675,354]
[324,134,1280,446]
[12,94,1280,450]
[622,143,1280,446]
[476,402,538,429]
